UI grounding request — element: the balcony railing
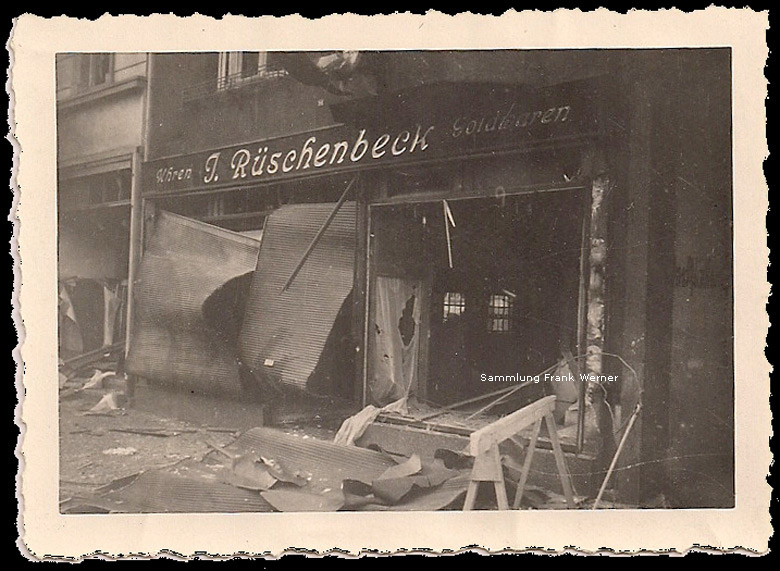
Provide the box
[181,64,290,103]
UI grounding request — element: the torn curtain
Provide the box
[369,276,422,406]
[58,282,84,357]
[102,281,125,347]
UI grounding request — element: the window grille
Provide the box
[488,293,513,332]
[442,292,466,323]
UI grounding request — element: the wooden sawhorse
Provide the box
[463,395,576,510]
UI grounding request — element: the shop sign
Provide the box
[143,87,598,194]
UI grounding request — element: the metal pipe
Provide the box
[369,183,586,207]
[593,402,642,509]
[443,200,453,268]
[124,148,143,358]
[417,384,522,422]
[281,175,356,293]
[360,205,372,408]
[124,53,155,359]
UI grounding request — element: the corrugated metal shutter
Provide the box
[126,211,262,395]
[239,202,356,391]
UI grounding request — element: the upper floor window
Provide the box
[217,52,287,90]
[79,53,113,89]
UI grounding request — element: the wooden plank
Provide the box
[512,417,543,509]
[463,481,478,511]
[462,397,580,511]
[545,412,576,509]
[464,444,508,511]
[469,395,556,456]
[470,445,501,481]
[494,481,509,510]
[376,415,473,437]
[492,443,510,510]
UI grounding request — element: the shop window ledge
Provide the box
[374,411,589,456]
[198,210,273,224]
[60,199,132,213]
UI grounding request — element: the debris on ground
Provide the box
[370,454,458,504]
[83,369,116,390]
[86,392,127,415]
[517,485,587,510]
[61,379,625,513]
[62,425,472,514]
[109,427,195,438]
[333,397,408,446]
[60,382,239,507]
[102,447,137,456]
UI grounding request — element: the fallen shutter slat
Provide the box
[239,202,356,392]
[126,211,262,395]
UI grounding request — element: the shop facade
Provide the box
[56,53,150,363]
[123,50,733,507]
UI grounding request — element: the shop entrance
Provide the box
[368,189,586,410]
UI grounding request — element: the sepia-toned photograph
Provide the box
[13,11,771,557]
[55,46,735,514]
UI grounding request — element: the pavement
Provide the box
[59,373,340,510]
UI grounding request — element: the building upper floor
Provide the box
[56,50,731,172]
[56,53,149,166]
[144,50,624,161]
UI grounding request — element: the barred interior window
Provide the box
[442,292,465,323]
[488,293,513,332]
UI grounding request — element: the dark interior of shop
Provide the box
[372,190,584,407]
[58,205,131,358]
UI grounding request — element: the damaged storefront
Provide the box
[345,81,617,501]
[126,174,360,404]
[55,53,151,382]
[58,157,137,374]
[56,48,736,515]
[121,77,626,508]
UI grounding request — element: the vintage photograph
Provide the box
[55,48,734,514]
[12,11,770,557]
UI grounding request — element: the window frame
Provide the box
[78,53,114,91]
[487,292,514,333]
[442,291,466,324]
[217,51,281,90]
